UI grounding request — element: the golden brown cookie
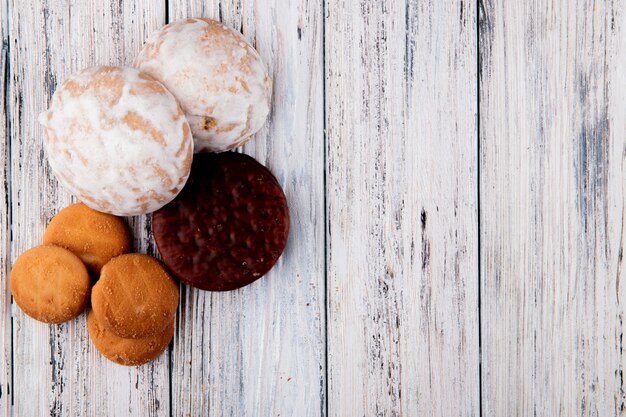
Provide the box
[87,309,173,366]
[91,254,178,338]
[43,203,132,274]
[10,245,90,324]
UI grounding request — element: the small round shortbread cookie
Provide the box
[39,66,193,216]
[87,309,174,366]
[135,18,272,153]
[91,253,179,339]
[10,245,90,323]
[43,203,131,274]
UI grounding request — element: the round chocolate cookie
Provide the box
[152,152,289,291]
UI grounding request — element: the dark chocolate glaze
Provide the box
[152,152,290,291]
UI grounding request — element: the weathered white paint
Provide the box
[325,1,479,416]
[5,0,626,415]
[1,0,11,413]
[8,1,169,416]
[168,1,326,416]
[480,0,626,415]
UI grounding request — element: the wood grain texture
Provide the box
[480,0,626,415]
[5,0,626,415]
[8,1,167,416]
[168,2,326,417]
[1,0,10,413]
[325,1,479,416]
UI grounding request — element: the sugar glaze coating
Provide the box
[39,66,193,216]
[135,18,272,153]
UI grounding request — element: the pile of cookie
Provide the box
[10,18,290,366]
[11,203,179,365]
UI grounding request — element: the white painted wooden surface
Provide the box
[325,0,478,416]
[480,0,626,416]
[8,1,169,416]
[168,1,326,417]
[1,0,10,414]
[2,0,626,416]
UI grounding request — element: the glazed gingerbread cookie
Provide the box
[91,254,179,338]
[135,18,271,152]
[43,203,131,274]
[39,66,193,216]
[87,309,174,366]
[10,245,90,323]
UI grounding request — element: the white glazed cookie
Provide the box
[134,18,272,153]
[39,66,193,216]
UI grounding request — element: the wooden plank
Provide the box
[325,1,478,416]
[168,2,326,416]
[8,1,168,416]
[1,0,11,413]
[480,0,626,415]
